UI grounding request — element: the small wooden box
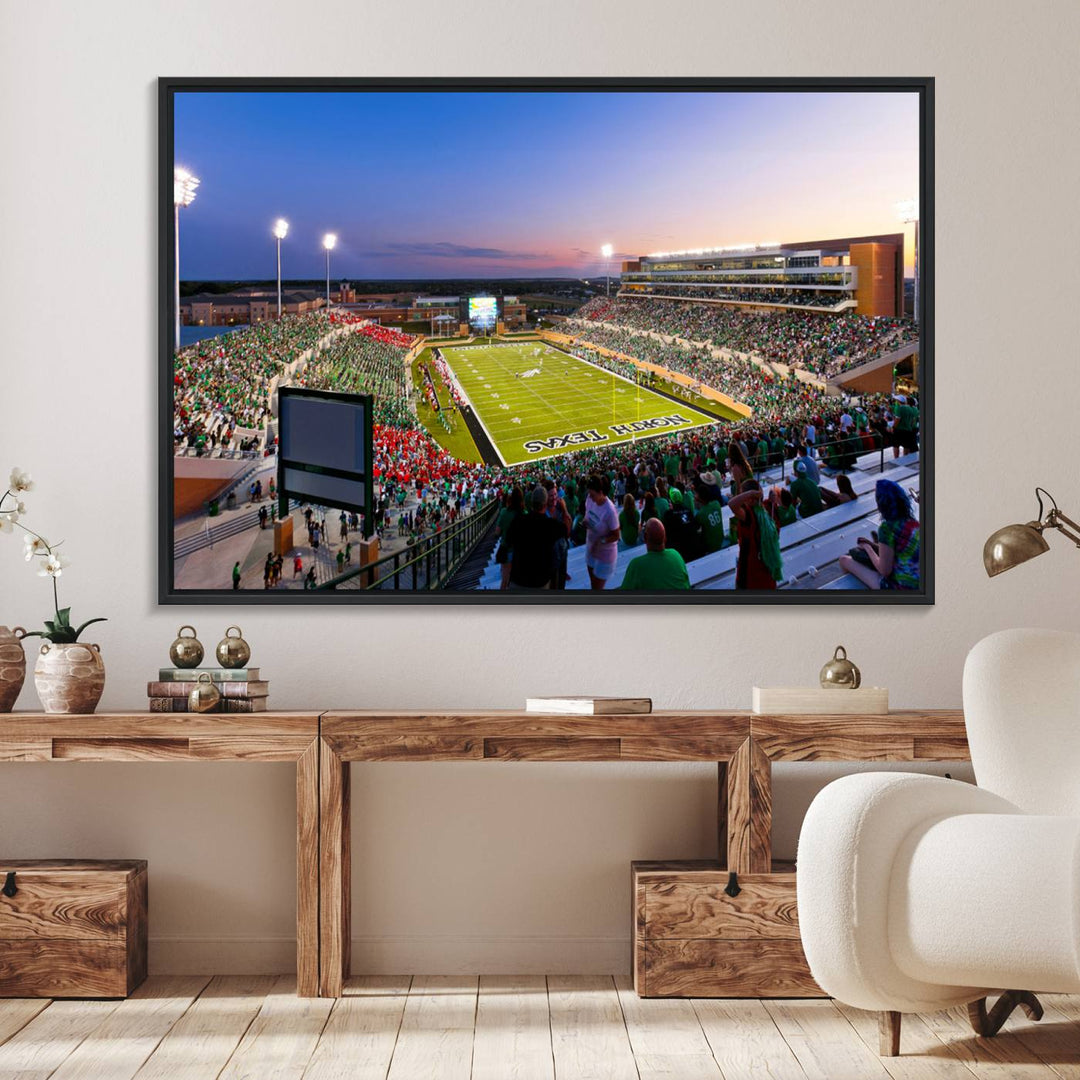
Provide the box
[0,859,148,998]
[632,860,822,998]
[752,686,889,714]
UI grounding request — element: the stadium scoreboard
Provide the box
[468,296,498,331]
[277,386,374,535]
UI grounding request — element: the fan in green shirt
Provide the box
[692,472,727,553]
[621,520,691,590]
[789,464,824,518]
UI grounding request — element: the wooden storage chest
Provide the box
[632,860,822,998]
[0,859,148,997]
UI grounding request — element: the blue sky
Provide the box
[175,89,919,280]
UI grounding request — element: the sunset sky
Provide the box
[175,89,920,280]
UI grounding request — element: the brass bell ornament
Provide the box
[188,672,221,713]
[169,625,204,669]
[820,645,861,689]
[215,626,251,669]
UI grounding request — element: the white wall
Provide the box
[2,0,1078,974]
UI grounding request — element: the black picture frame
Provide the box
[159,76,934,606]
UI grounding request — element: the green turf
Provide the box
[437,342,733,467]
[410,348,484,463]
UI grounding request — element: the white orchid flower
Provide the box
[23,534,49,560]
[38,553,69,578]
[0,510,17,533]
[8,468,34,493]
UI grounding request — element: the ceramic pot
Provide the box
[0,626,27,713]
[34,642,106,714]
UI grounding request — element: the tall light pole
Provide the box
[896,199,919,323]
[173,168,200,352]
[322,233,337,313]
[601,243,614,299]
[273,218,289,320]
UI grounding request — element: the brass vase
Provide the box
[0,626,27,713]
[215,626,251,669]
[169,625,204,668]
[819,645,861,689]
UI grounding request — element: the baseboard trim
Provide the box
[148,934,630,975]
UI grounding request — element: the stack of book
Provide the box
[148,668,269,713]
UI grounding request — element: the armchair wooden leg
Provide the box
[879,1010,902,1056]
[968,991,1044,1038]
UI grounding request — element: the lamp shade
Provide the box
[983,522,1050,577]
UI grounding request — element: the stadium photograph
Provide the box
[162,79,930,603]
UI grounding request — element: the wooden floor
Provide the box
[2,975,1079,1080]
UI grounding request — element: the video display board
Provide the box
[468,296,498,331]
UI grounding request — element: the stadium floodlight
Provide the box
[273,219,289,319]
[601,243,615,298]
[322,233,337,312]
[895,199,920,323]
[174,167,199,208]
[173,167,200,354]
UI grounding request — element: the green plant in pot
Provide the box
[2,468,108,714]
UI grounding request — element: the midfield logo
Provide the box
[610,414,691,436]
[523,428,610,454]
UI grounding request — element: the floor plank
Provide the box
[0,998,120,1080]
[765,998,893,1080]
[0,1001,50,1049]
[133,974,277,1080]
[385,975,478,1080]
[1009,996,1080,1080]
[833,1002,979,1079]
[303,976,411,1080]
[47,976,210,1080]
[218,974,334,1080]
[614,974,721,1078]
[547,975,638,1080]
[471,975,554,1080]
[2,976,1075,1080]
[693,998,807,1080]
[917,1004,1056,1079]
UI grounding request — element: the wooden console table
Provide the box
[0,712,321,997]
[318,708,969,998]
[2,708,971,999]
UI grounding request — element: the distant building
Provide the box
[180,287,529,330]
[620,234,906,317]
[179,288,325,326]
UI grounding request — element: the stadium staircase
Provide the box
[174,499,301,560]
[470,450,919,593]
[444,514,503,590]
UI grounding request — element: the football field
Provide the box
[440,342,727,467]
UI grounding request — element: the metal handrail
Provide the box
[756,430,916,483]
[318,499,500,591]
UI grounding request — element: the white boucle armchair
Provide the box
[797,628,1080,1056]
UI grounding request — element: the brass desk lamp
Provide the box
[984,488,1080,577]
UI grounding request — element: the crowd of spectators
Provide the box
[177,307,919,590]
[572,295,917,378]
[173,312,332,450]
[632,285,852,310]
[297,326,414,428]
[328,314,418,350]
